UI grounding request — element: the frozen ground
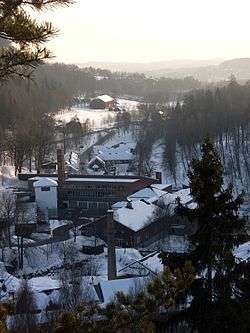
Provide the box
[101,128,135,146]
[55,98,139,130]
[55,108,115,130]
[0,239,152,309]
[0,165,25,190]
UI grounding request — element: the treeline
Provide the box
[0,63,96,173]
[164,76,250,189]
[96,72,201,103]
[133,77,250,191]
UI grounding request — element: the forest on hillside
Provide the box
[0,62,201,174]
[133,77,250,195]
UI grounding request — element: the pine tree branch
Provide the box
[0,0,74,79]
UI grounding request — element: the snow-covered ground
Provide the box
[0,165,24,190]
[55,98,139,130]
[55,108,115,129]
[0,238,153,307]
[117,98,139,111]
[150,140,188,186]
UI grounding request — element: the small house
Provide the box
[90,95,116,109]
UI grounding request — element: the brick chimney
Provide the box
[107,210,117,280]
[57,148,66,186]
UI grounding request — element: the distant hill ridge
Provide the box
[78,58,250,82]
[78,59,223,73]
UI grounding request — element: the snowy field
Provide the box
[55,108,114,129]
[55,98,139,129]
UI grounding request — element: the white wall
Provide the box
[35,186,58,213]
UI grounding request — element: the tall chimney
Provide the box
[57,148,66,185]
[107,210,117,280]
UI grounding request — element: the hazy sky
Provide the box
[36,0,250,63]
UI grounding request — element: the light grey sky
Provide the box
[37,0,250,63]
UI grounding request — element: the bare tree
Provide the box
[59,267,82,312]
[11,278,38,333]
[0,191,16,248]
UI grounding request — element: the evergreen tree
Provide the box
[86,263,195,333]
[0,0,72,79]
[161,138,248,332]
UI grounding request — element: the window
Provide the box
[78,201,87,209]
[98,202,109,209]
[88,202,97,209]
[41,186,50,192]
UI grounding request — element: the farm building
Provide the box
[87,141,136,174]
[24,150,157,218]
[90,95,116,109]
[28,173,158,218]
[92,142,136,165]
[57,175,157,217]
[82,187,196,248]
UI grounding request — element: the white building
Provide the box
[33,178,58,214]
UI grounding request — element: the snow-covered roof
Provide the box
[113,200,159,232]
[119,251,163,276]
[29,276,60,292]
[33,177,58,188]
[113,188,194,232]
[93,142,135,161]
[95,95,114,103]
[96,276,146,304]
[49,219,69,231]
[88,156,106,168]
[128,186,166,203]
[112,201,128,209]
[151,184,172,191]
[141,252,163,273]
[158,188,193,210]
[234,241,250,262]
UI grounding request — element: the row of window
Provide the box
[77,201,110,209]
[65,184,126,190]
[65,190,118,197]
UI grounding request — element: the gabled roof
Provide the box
[88,156,106,168]
[128,186,166,203]
[234,241,250,262]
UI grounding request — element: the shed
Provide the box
[90,95,116,109]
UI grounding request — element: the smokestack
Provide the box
[155,171,162,184]
[107,210,117,280]
[57,148,66,185]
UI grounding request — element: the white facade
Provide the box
[33,178,58,213]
